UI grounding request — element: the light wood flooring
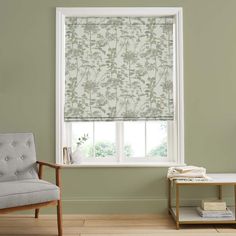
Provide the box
[0,214,236,236]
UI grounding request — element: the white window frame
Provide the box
[56,7,184,167]
[65,121,171,163]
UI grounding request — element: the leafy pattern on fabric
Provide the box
[64,17,174,121]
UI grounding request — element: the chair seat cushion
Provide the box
[0,179,60,209]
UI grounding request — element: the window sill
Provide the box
[58,162,186,168]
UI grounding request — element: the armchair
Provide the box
[0,133,62,236]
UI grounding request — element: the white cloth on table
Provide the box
[167,166,210,181]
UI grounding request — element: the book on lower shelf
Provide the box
[201,200,226,211]
[196,207,233,218]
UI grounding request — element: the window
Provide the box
[66,121,170,162]
[56,7,184,166]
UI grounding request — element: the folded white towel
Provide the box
[167,166,208,180]
[174,166,205,173]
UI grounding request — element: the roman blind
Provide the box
[64,16,175,121]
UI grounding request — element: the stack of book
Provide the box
[63,147,72,164]
[196,200,233,218]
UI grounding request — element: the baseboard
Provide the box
[12,196,236,214]
[61,196,168,214]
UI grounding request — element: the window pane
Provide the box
[71,122,93,158]
[146,121,167,158]
[124,121,145,158]
[94,122,116,158]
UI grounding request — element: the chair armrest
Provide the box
[36,161,62,187]
[36,161,61,169]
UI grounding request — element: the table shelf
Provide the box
[170,206,235,223]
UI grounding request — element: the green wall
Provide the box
[1,0,236,214]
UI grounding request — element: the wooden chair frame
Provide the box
[0,161,62,236]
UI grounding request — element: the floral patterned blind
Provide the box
[64,16,174,121]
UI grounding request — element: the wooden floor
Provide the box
[0,214,236,236]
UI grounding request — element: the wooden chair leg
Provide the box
[35,209,39,218]
[57,200,63,236]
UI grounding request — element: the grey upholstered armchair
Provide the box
[0,133,62,236]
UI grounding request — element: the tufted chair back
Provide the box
[0,133,39,182]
